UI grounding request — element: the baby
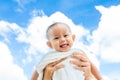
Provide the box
[36,22,86,80]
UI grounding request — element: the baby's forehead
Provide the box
[49,23,71,32]
[50,25,71,34]
[46,23,71,39]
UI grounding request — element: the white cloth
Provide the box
[36,49,85,80]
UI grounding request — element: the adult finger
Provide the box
[74,64,90,72]
[71,54,88,62]
[74,65,86,71]
[54,64,64,71]
[49,57,66,66]
[70,58,81,67]
[80,61,90,67]
[72,50,86,56]
[70,58,90,68]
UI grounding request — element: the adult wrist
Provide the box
[42,69,53,80]
[85,74,96,80]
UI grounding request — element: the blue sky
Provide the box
[0,0,120,80]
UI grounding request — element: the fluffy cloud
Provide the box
[16,12,90,55]
[0,20,25,43]
[0,42,27,80]
[0,12,99,79]
[90,5,120,63]
[0,5,120,80]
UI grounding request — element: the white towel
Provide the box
[36,49,85,80]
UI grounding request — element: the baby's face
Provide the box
[47,24,75,52]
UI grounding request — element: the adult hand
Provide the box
[43,58,66,80]
[70,52,95,80]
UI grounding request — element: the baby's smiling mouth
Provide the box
[60,44,69,48]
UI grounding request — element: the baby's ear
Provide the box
[47,41,52,48]
[72,34,76,41]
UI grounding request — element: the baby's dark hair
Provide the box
[46,22,71,39]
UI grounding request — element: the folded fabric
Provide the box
[36,49,85,80]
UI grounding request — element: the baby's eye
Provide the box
[64,35,68,37]
[54,37,59,40]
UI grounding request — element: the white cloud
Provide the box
[108,72,120,80]
[16,12,90,55]
[102,76,110,80]
[7,11,98,69]
[15,0,24,7]
[0,12,96,80]
[0,20,26,43]
[15,0,36,7]
[89,5,120,63]
[30,9,45,17]
[0,42,27,80]
[14,0,37,13]
[1,5,120,79]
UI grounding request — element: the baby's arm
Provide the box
[31,70,39,80]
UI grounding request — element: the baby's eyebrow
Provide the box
[54,35,59,37]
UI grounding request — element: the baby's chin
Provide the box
[58,48,71,52]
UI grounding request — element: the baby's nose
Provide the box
[60,37,66,41]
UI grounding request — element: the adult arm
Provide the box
[43,58,66,80]
[31,58,65,80]
[70,52,103,80]
[31,70,39,80]
[91,63,103,80]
